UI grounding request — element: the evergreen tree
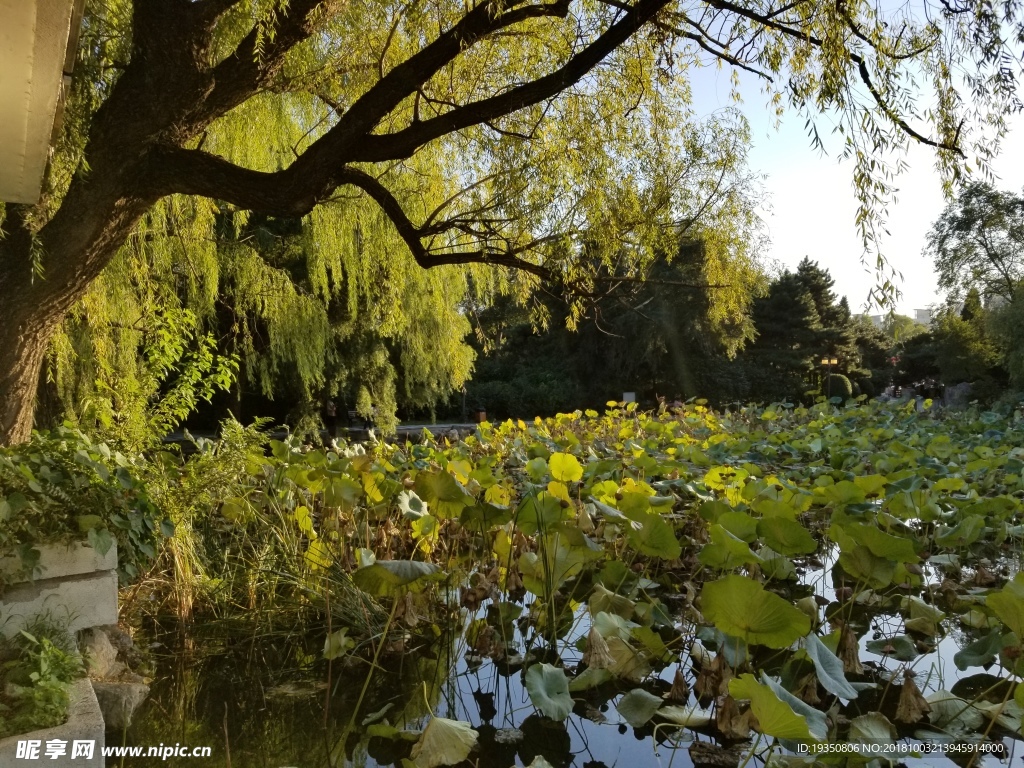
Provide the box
[933,287,1004,385]
[739,271,821,402]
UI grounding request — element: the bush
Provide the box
[824,374,853,402]
[0,426,172,588]
[856,377,876,399]
[0,624,84,739]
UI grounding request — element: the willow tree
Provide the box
[0,0,1019,443]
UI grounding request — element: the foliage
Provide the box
[0,426,171,588]
[134,420,387,630]
[990,292,1024,389]
[927,181,1024,304]
[50,306,239,452]
[931,289,1005,386]
[466,228,767,416]
[0,629,85,739]
[3,0,1023,445]
[824,374,853,402]
[467,258,917,413]
[127,398,1024,760]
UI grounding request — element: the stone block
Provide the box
[91,681,150,731]
[0,678,106,767]
[80,628,119,679]
[1,542,117,583]
[0,570,118,639]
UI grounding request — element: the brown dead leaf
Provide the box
[669,667,690,703]
[582,626,614,670]
[895,669,931,724]
[837,621,863,675]
[715,695,753,740]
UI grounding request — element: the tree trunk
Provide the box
[0,324,53,445]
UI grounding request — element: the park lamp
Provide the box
[821,357,838,366]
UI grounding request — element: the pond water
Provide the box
[121,550,1022,768]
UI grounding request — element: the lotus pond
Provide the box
[123,400,1024,767]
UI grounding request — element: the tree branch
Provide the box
[340,168,554,279]
[348,0,672,162]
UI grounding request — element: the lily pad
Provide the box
[616,688,663,728]
[701,576,810,649]
[525,663,573,720]
[410,717,478,768]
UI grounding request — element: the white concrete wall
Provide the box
[0,542,118,639]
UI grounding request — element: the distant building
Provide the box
[858,314,886,329]
[913,308,933,325]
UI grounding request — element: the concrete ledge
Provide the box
[0,570,118,639]
[0,678,105,767]
[1,542,117,583]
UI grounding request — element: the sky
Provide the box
[691,68,1024,317]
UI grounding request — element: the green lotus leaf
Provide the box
[524,663,573,720]
[820,480,866,505]
[567,667,613,691]
[701,576,810,648]
[840,522,920,562]
[459,502,513,529]
[953,629,1004,671]
[698,525,761,569]
[987,574,1024,637]
[410,716,478,768]
[626,512,682,560]
[516,492,573,535]
[352,559,443,597]
[758,546,797,581]
[864,634,918,661]
[838,545,896,590]
[758,517,817,555]
[414,470,474,519]
[397,490,428,518]
[718,511,759,542]
[616,688,663,728]
[803,632,858,700]
[934,515,985,547]
[729,673,826,742]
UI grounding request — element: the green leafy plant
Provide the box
[0,426,172,588]
[0,629,85,739]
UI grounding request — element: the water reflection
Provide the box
[123,547,1024,768]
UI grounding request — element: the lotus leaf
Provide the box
[616,688,663,728]
[701,576,810,648]
[524,664,573,720]
[352,559,443,597]
[410,717,478,768]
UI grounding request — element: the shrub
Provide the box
[856,377,876,399]
[0,426,172,588]
[824,374,853,402]
[0,625,85,739]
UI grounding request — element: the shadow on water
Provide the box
[121,598,711,768]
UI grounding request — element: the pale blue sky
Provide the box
[692,68,1024,317]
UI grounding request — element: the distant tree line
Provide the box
[466,182,1024,418]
